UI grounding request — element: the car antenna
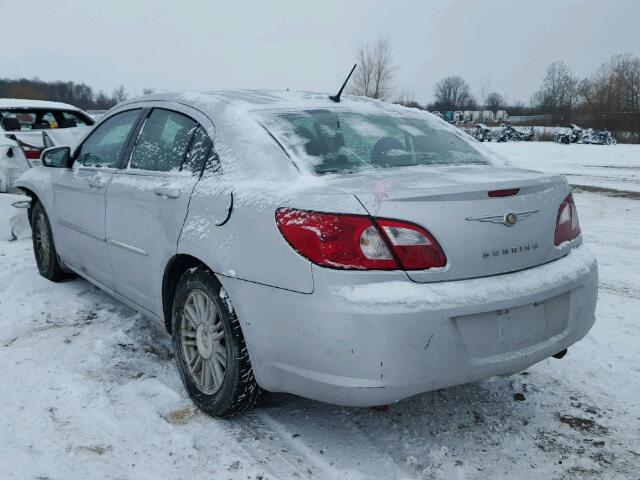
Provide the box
[329,64,357,103]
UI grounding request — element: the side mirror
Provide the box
[41,146,72,168]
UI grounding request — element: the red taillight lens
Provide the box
[275,208,447,271]
[488,188,520,197]
[554,194,581,246]
[376,218,447,270]
[20,144,42,160]
[275,209,397,270]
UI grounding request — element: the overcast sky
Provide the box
[2,0,639,105]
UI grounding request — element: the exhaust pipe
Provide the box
[552,349,567,359]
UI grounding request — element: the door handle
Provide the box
[154,186,181,199]
[88,179,106,189]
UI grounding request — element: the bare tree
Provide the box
[347,36,394,100]
[580,53,640,136]
[532,61,579,122]
[431,76,476,111]
[112,84,128,103]
[394,88,423,109]
[94,91,114,110]
[479,77,491,106]
[485,92,504,112]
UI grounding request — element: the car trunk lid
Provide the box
[323,165,570,282]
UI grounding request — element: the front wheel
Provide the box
[31,201,70,281]
[172,267,261,417]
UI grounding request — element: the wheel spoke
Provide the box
[35,214,50,266]
[211,330,224,342]
[194,293,206,323]
[200,359,209,389]
[193,354,203,374]
[213,343,227,360]
[181,328,196,339]
[208,358,221,387]
[184,304,199,328]
[213,351,226,367]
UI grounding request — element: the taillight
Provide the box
[488,188,520,197]
[20,143,42,160]
[275,208,446,271]
[554,194,581,246]
[376,218,447,270]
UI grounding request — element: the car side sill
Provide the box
[65,263,161,322]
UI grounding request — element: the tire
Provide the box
[30,201,69,281]
[171,267,261,417]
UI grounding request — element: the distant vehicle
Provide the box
[87,110,108,121]
[495,124,535,142]
[554,125,616,145]
[1,99,94,192]
[580,128,617,145]
[17,90,597,417]
[495,110,508,122]
[554,124,583,144]
[473,123,492,142]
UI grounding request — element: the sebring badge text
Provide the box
[482,243,538,259]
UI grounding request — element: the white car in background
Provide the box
[0,99,94,192]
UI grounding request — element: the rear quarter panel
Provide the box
[178,178,369,294]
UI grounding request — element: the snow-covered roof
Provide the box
[120,89,405,117]
[0,98,83,111]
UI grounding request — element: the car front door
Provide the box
[52,108,142,289]
[105,106,212,315]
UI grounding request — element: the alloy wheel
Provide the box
[35,212,50,268]
[180,289,228,394]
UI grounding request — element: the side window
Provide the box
[62,111,89,127]
[184,126,212,174]
[76,109,140,168]
[129,109,197,172]
[41,112,57,129]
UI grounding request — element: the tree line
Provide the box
[2,39,639,140]
[0,78,141,110]
[348,36,640,140]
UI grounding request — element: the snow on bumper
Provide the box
[227,245,598,407]
[334,244,596,313]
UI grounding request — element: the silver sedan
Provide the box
[16,91,598,416]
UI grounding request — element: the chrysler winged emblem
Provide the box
[465,209,539,227]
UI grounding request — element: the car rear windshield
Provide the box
[0,108,91,131]
[268,109,489,174]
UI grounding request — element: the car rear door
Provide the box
[105,106,212,315]
[52,108,142,289]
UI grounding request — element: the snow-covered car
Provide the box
[15,91,598,417]
[0,99,94,192]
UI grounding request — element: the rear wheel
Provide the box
[31,201,69,281]
[171,267,261,417]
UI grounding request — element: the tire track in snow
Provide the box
[247,404,416,479]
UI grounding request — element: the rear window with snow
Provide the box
[267,110,489,174]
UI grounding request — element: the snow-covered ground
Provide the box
[0,144,638,479]
[485,142,639,196]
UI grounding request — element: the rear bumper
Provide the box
[226,245,598,406]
